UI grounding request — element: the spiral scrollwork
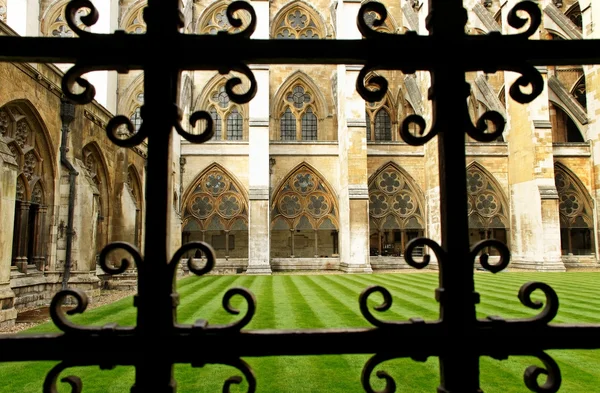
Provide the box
[469,239,510,273]
[62,65,98,105]
[357,2,387,38]
[193,358,256,393]
[466,110,506,142]
[399,114,435,146]
[507,63,544,104]
[506,1,542,39]
[217,64,257,105]
[65,0,99,38]
[98,241,143,275]
[175,108,214,144]
[43,362,83,393]
[49,289,90,334]
[523,352,561,393]
[359,286,393,328]
[105,114,148,148]
[203,287,257,332]
[404,237,445,270]
[169,241,216,278]
[517,282,559,324]
[224,1,257,38]
[356,66,388,103]
[361,354,397,393]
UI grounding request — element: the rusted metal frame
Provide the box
[2,36,600,67]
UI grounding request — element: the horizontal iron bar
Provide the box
[0,324,598,363]
[1,35,600,69]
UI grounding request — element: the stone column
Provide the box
[0,146,18,328]
[33,205,47,270]
[14,201,30,272]
[6,0,38,36]
[502,1,564,270]
[87,0,118,112]
[580,0,600,266]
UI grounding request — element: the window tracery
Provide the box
[368,163,424,257]
[273,3,325,39]
[271,164,339,258]
[466,163,509,249]
[0,1,6,23]
[1,102,53,271]
[554,164,595,255]
[42,1,90,37]
[197,2,252,35]
[123,5,146,34]
[183,164,248,258]
[207,83,246,141]
[279,84,318,141]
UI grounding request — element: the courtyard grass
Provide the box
[1,272,599,392]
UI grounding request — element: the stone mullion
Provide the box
[313,228,318,257]
[14,201,30,271]
[289,228,295,257]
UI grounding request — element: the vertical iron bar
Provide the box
[132,1,181,392]
[428,1,481,392]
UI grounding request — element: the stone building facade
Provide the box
[0,0,599,328]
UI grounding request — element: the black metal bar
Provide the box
[1,36,600,68]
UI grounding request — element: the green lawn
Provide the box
[1,272,599,392]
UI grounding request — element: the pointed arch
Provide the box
[182,163,249,259]
[271,162,339,258]
[194,73,249,141]
[2,100,55,270]
[554,162,595,255]
[272,1,329,39]
[120,1,146,33]
[368,162,425,256]
[466,161,510,250]
[41,0,90,37]
[273,72,328,141]
[365,72,396,141]
[195,0,253,35]
[82,142,111,254]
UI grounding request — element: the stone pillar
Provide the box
[338,70,372,273]
[6,0,38,36]
[0,145,18,328]
[503,1,564,270]
[33,205,47,270]
[14,201,30,272]
[246,5,271,273]
[580,0,600,266]
[87,0,118,112]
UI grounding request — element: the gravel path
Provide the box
[1,289,136,335]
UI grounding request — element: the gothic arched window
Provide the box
[83,143,110,256]
[123,5,146,34]
[555,164,595,255]
[368,163,424,257]
[279,84,318,141]
[271,164,339,258]
[365,77,395,141]
[466,163,509,253]
[41,1,90,37]
[1,102,54,271]
[197,1,252,35]
[206,84,246,141]
[182,164,248,259]
[273,3,326,39]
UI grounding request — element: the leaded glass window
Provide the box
[204,81,247,141]
[280,108,296,140]
[301,108,317,140]
[130,107,142,132]
[210,107,222,140]
[227,108,243,140]
[374,109,391,141]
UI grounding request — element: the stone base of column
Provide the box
[0,285,17,329]
[510,258,566,272]
[339,262,373,273]
[246,264,272,275]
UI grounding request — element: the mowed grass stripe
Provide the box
[342,274,440,319]
[246,276,274,329]
[478,272,600,292]
[176,275,240,324]
[299,275,366,327]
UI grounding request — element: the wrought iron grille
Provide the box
[1,0,600,392]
